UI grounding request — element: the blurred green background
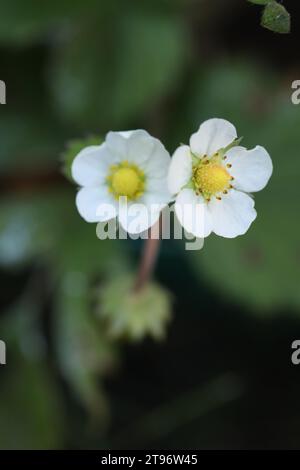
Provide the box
[0,0,299,449]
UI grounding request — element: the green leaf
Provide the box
[0,358,65,449]
[0,111,63,174]
[51,12,188,130]
[0,297,65,449]
[0,277,65,449]
[0,0,101,44]
[111,13,187,125]
[0,49,65,173]
[0,191,69,267]
[0,188,126,277]
[170,61,276,151]
[55,273,118,419]
[261,1,290,34]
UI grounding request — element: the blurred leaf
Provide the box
[112,373,243,448]
[170,61,277,150]
[50,24,114,132]
[62,136,103,182]
[261,1,290,34]
[54,213,128,279]
[55,272,118,419]
[111,13,187,124]
[0,260,65,449]
[0,111,63,174]
[0,189,126,277]
[51,11,188,130]
[0,187,129,419]
[0,297,64,449]
[0,191,69,268]
[2,275,48,361]
[98,275,172,341]
[0,357,65,449]
[0,47,66,173]
[0,0,101,45]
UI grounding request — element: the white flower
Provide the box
[168,118,273,238]
[72,130,171,234]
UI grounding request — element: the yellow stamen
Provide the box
[194,163,231,196]
[107,161,145,200]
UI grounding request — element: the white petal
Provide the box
[144,178,171,206]
[71,144,111,186]
[126,129,155,166]
[174,188,212,238]
[167,145,192,195]
[226,145,273,193]
[76,187,117,223]
[208,190,256,238]
[190,118,237,157]
[119,131,134,139]
[118,199,161,235]
[106,130,170,176]
[106,129,152,160]
[143,138,171,178]
[106,131,129,160]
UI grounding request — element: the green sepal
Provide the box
[191,151,201,166]
[182,180,195,190]
[219,136,244,157]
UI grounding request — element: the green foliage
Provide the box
[0,192,67,267]
[55,272,118,419]
[0,358,64,449]
[261,1,290,34]
[0,189,124,272]
[50,11,187,131]
[110,13,187,125]
[0,299,65,449]
[248,0,291,34]
[0,189,127,416]
[0,111,62,174]
[0,0,101,45]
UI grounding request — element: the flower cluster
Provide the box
[72,119,273,239]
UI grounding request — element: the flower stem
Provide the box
[134,218,161,293]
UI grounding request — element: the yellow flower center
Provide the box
[107,161,145,200]
[193,162,231,198]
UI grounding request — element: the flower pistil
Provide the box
[192,154,232,200]
[107,160,145,200]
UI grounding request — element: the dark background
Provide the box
[0,0,299,449]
